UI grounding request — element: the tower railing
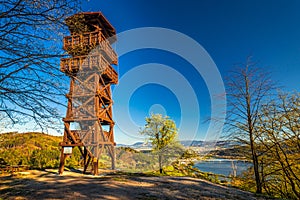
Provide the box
[60,54,118,84]
[63,31,118,64]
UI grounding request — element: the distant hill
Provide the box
[117,140,238,148]
[117,142,151,148]
[0,132,61,150]
[180,140,239,148]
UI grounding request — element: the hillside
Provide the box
[0,132,160,171]
[0,132,59,163]
[0,132,80,169]
[0,132,61,148]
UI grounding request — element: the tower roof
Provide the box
[66,12,116,42]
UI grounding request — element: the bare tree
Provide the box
[226,57,275,193]
[0,0,81,132]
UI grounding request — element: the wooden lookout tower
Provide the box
[58,12,118,175]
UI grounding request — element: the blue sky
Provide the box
[80,0,300,144]
[2,1,300,145]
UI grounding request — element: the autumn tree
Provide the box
[226,58,275,193]
[140,114,182,173]
[0,0,81,132]
[257,92,300,199]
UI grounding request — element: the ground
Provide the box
[0,170,273,200]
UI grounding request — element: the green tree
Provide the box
[140,114,182,173]
[30,148,60,169]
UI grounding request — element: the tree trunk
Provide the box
[250,136,262,193]
[158,154,163,174]
[245,74,262,194]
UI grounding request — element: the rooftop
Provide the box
[66,12,116,42]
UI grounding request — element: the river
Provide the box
[194,159,252,177]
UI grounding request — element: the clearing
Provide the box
[0,170,273,200]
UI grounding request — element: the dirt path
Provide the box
[0,170,273,200]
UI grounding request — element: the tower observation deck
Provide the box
[58,12,118,175]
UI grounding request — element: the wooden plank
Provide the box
[59,142,84,147]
